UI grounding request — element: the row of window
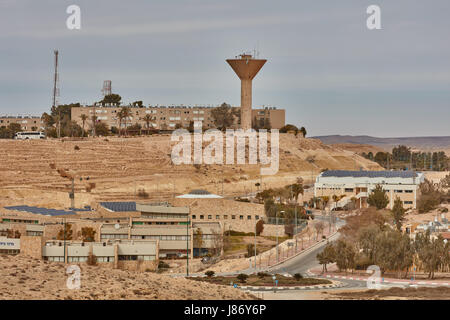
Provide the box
[0,249,19,255]
[118,255,156,261]
[130,235,191,241]
[101,234,128,239]
[192,215,259,221]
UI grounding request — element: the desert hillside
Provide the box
[0,134,381,209]
[314,135,450,152]
[0,255,254,300]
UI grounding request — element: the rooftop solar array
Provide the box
[5,205,78,216]
[100,202,137,212]
[189,189,211,195]
[321,170,419,178]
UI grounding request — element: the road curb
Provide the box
[265,230,339,271]
[307,269,450,287]
[237,280,345,291]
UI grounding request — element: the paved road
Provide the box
[265,216,418,290]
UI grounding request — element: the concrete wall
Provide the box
[20,236,43,259]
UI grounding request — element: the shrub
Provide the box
[256,219,264,236]
[294,273,303,281]
[158,261,170,269]
[257,272,269,279]
[137,188,149,199]
[205,270,215,278]
[237,273,248,283]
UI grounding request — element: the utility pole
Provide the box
[63,217,66,263]
[254,222,257,270]
[186,214,189,277]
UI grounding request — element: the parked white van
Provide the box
[14,131,46,140]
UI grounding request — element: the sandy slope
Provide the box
[0,134,381,209]
[0,255,254,300]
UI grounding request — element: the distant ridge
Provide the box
[312,135,450,150]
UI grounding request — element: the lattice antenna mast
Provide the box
[102,80,112,97]
[52,50,61,137]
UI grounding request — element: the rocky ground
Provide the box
[0,134,381,209]
[0,254,255,300]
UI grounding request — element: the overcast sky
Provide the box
[0,0,449,137]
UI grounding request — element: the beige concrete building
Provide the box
[19,236,159,271]
[173,190,266,233]
[314,170,425,209]
[0,116,44,131]
[70,105,285,131]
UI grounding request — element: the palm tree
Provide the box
[80,114,88,137]
[143,114,152,134]
[332,194,339,210]
[119,106,131,136]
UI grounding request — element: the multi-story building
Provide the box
[96,201,222,258]
[70,105,285,131]
[314,170,425,209]
[19,236,159,271]
[0,115,44,131]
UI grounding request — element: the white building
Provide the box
[314,170,425,209]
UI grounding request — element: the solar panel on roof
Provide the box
[4,205,77,216]
[321,170,418,179]
[100,202,137,212]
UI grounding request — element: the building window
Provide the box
[239,215,244,220]
[247,215,251,220]
[404,201,413,205]
[208,215,212,219]
[192,215,196,219]
[395,190,404,193]
[255,215,259,220]
[216,215,220,219]
[405,190,413,193]
[232,215,236,220]
[224,215,228,219]
[200,215,204,220]
[345,188,354,192]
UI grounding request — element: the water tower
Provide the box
[226,53,266,130]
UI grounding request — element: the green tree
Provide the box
[81,227,96,242]
[279,124,298,134]
[367,184,389,209]
[255,219,264,236]
[101,94,122,106]
[193,229,203,251]
[316,243,336,272]
[94,122,109,136]
[211,103,234,131]
[79,114,88,137]
[334,239,356,273]
[57,223,73,240]
[391,197,406,231]
[299,126,307,137]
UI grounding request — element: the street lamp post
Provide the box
[254,221,257,270]
[186,214,189,277]
[277,210,285,263]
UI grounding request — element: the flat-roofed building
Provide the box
[0,237,20,255]
[21,238,159,271]
[71,105,285,131]
[96,202,221,258]
[314,170,425,209]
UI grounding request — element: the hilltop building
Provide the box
[0,115,44,131]
[70,105,285,132]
